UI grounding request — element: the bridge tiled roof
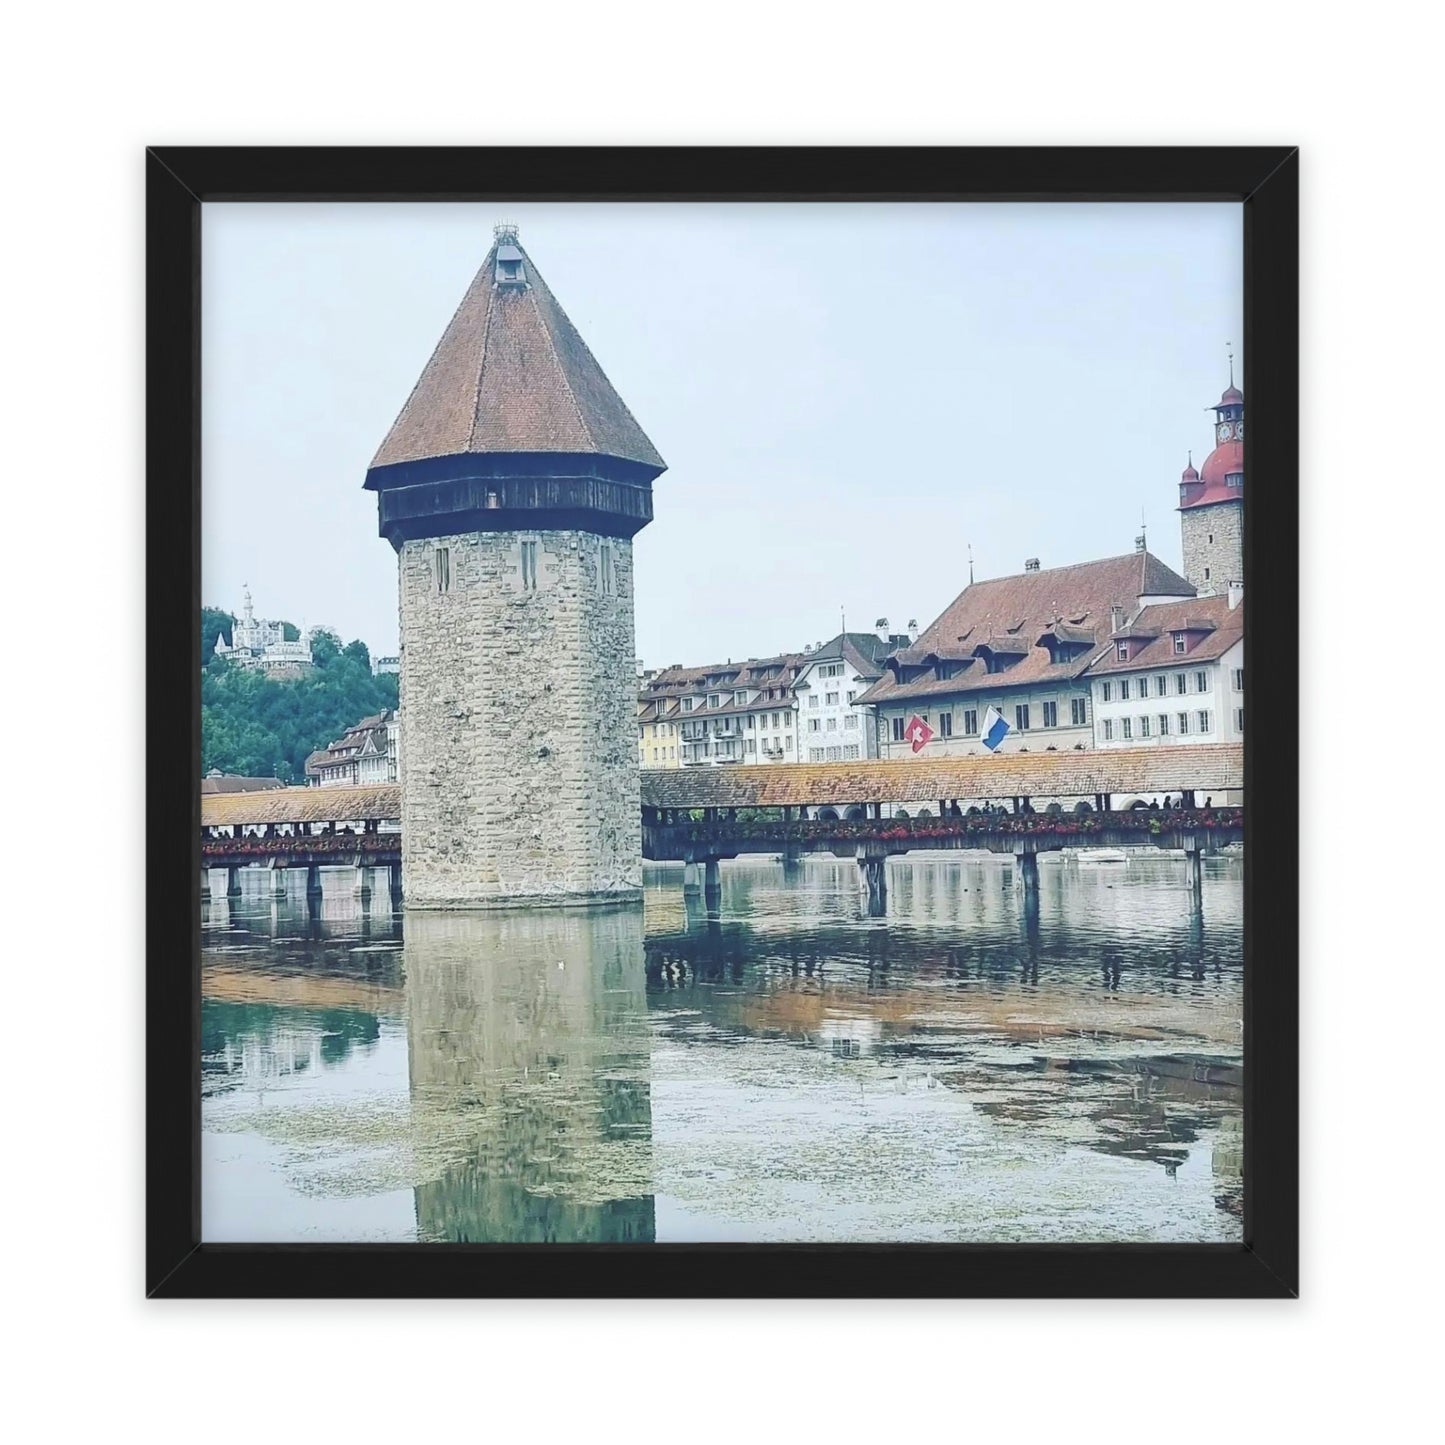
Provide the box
[203,784,401,828]
[641,744,1242,809]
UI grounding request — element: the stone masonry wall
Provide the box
[1181,500,1243,597]
[397,529,641,908]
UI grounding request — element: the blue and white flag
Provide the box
[981,706,1011,752]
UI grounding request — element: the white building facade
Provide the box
[213,588,313,675]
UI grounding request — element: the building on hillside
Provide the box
[201,771,285,794]
[860,551,1195,758]
[1178,363,1245,596]
[372,655,400,676]
[1084,587,1243,760]
[304,710,399,787]
[212,588,314,676]
[793,625,911,762]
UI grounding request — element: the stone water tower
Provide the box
[365,226,666,908]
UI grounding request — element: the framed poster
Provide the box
[148,146,1297,1297]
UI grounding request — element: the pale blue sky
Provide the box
[202,202,1241,665]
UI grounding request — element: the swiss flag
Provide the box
[905,714,934,753]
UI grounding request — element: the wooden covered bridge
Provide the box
[202,744,1242,915]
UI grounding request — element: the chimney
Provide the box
[1109,604,1126,634]
[1227,579,1244,610]
[803,643,812,654]
[907,619,918,641]
[875,616,890,643]
[1024,558,1040,573]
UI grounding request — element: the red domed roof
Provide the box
[1180,438,1244,509]
[1201,438,1243,486]
[1181,457,1200,482]
[1218,385,1243,406]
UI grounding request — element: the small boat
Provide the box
[1076,847,1129,864]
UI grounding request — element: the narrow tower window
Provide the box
[600,543,616,596]
[520,540,538,591]
[434,547,450,593]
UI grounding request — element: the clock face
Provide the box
[1234,421,1244,439]
[1218,422,1232,442]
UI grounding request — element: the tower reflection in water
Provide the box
[404,906,655,1243]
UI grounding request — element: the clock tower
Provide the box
[1178,358,1245,597]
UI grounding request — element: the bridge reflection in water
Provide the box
[202,855,1243,1243]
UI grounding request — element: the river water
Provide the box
[202,854,1244,1244]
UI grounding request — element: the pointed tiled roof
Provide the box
[367,233,665,481]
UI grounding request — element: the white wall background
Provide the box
[4,3,1437,1442]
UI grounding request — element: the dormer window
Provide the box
[494,241,526,288]
[1117,642,1129,661]
[1173,633,1187,654]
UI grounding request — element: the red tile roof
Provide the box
[369,236,665,475]
[857,552,1193,706]
[1083,595,1243,676]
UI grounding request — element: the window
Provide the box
[964,709,979,736]
[1071,697,1087,727]
[1178,712,1190,735]
[1042,701,1057,728]
[1102,682,1112,702]
[845,714,858,729]
[1235,708,1244,732]
[1120,679,1130,701]
[1158,714,1170,735]
[1103,719,1114,741]
[709,694,721,709]
[746,737,756,754]
[891,716,906,742]
[1175,673,1188,695]
[1156,676,1168,697]
[1015,704,1030,731]
[1208,532,1214,545]
[826,717,837,731]
[1198,710,1211,733]
[1139,715,1151,738]
[821,663,842,678]
[1204,567,1211,581]
[825,692,839,706]
[938,711,953,738]
[683,697,695,712]
[844,744,860,760]
[772,712,781,727]
[519,540,537,591]
[736,690,749,705]
[1233,668,1244,692]
[1196,670,1208,693]
[810,717,821,733]
[809,695,819,708]
[435,546,450,593]
[847,691,857,704]
[809,747,824,762]
[785,736,793,751]
[746,714,754,729]
[599,543,615,596]
[826,746,841,762]
[1173,634,1186,654]
[1139,676,1149,699]
[1117,642,1129,661]
[1122,717,1132,740]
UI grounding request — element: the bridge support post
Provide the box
[682,862,702,894]
[703,858,722,913]
[858,854,887,917]
[1185,841,1204,901]
[226,866,242,899]
[270,862,287,898]
[306,864,323,910]
[389,863,403,908]
[1014,850,1039,902]
[353,865,372,902]
[200,868,211,902]
[782,845,802,873]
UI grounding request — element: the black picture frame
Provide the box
[148,146,1298,1299]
